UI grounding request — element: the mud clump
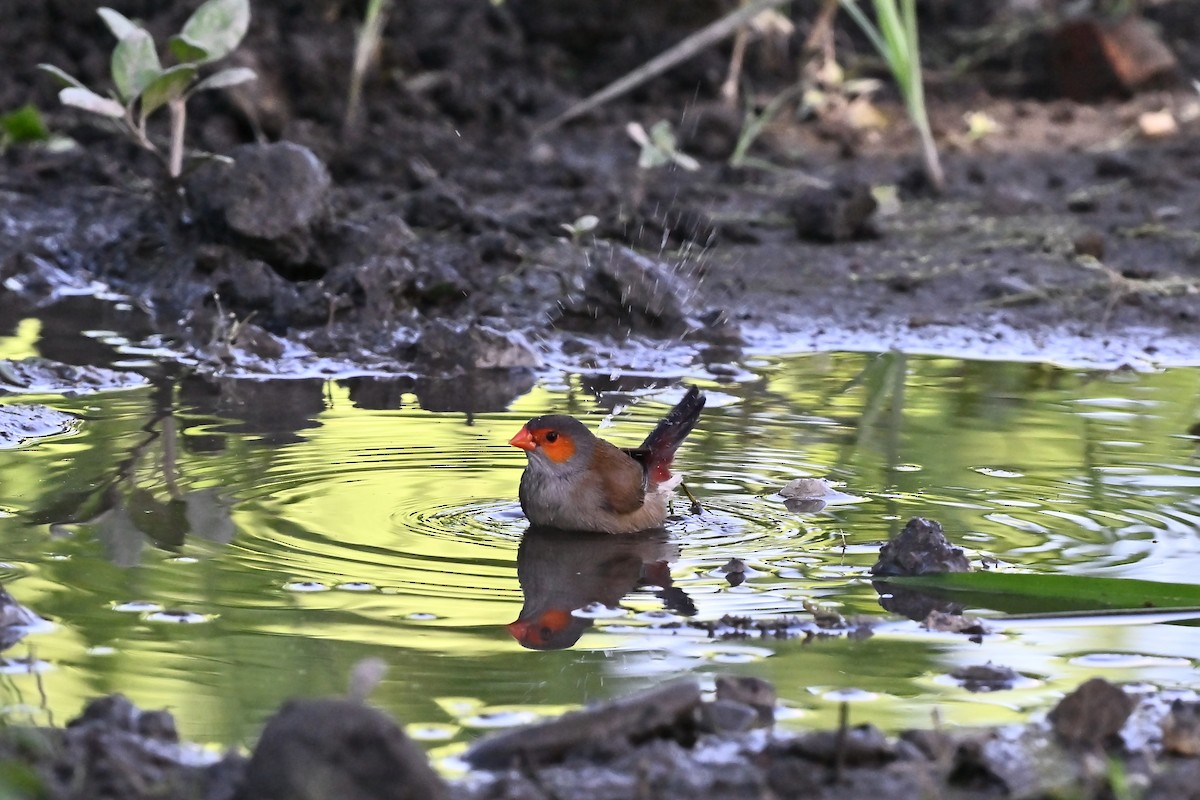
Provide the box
[551,243,695,337]
[186,142,332,270]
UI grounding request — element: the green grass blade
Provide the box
[838,1,890,66]
[879,571,1200,615]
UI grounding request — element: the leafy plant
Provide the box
[626,120,699,171]
[561,214,599,243]
[839,0,944,192]
[39,0,256,179]
[0,105,50,149]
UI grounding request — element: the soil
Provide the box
[3,0,1199,381]
[3,0,1200,797]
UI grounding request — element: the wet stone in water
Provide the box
[950,663,1021,693]
[871,517,971,577]
[1048,677,1135,748]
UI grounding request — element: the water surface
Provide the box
[2,324,1199,757]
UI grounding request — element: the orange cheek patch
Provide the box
[532,430,575,463]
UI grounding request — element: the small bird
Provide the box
[508,386,705,534]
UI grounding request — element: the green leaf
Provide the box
[880,571,1200,615]
[191,66,256,93]
[140,64,197,119]
[37,64,86,90]
[178,0,251,63]
[112,28,161,102]
[169,34,211,65]
[1,104,50,143]
[59,87,125,119]
[97,7,139,40]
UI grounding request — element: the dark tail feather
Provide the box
[635,385,705,483]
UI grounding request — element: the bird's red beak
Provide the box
[509,426,536,451]
[506,619,530,639]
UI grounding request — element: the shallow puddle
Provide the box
[1,328,1199,759]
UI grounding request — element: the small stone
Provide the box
[871,517,971,576]
[698,699,758,734]
[950,663,1020,692]
[187,142,331,268]
[414,321,541,374]
[553,243,692,337]
[716,675,776,726]
[1048,678,1135,748]
[791,180,878,243]
[238,698,449,800]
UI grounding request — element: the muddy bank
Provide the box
[2,0,1199,378]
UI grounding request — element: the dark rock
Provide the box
[554,243,692,337]
[53,694,245,800]
[1148,759,1200,800]
[187,142,332,269]
[716,675,776,726]
[698,700,758,734]
[947,732,1078,797]
[406,183,473,231]
[1049,678,1135,748]
[212,257,304,325]
[414,321,541,374]
[322,199,419,266]
[774,724,895,767]
[950,663,1020,693]
[871,517,971,577]
[465,679,703,769]
[678,102,743,161]
[791,180,878,242]
[237,697,449,800]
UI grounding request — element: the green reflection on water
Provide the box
[0,348,1198,749]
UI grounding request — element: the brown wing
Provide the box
[593,441,647,515]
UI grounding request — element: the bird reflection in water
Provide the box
[507,526,696,650]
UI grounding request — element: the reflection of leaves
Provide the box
[184,488,236,544]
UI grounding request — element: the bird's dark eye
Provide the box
[545,431,558,443]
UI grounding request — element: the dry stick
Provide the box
[538,0,794,134]
[720,1,752,105]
